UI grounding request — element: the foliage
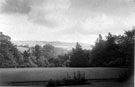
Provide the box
[33,45,42,60]
[118,71,132,82]
[70,43,90,67]
[0,36,25,67]
[90,28,134,67]
[0,28,134,68]
[47,71,89,86]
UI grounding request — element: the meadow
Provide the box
[0,67,130,86]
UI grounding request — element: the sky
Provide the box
[0,0,134,44]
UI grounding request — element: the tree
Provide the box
[120,29,134,68]
[90,34,106,66]
[70,43,89,67]
[23,51,30,66]
[37,56,49,67]
[42,44,56,58]
[0,33,24,67]
[90,28,134,67]
[33,45,42,60]
[28,55,38,67]
[58,53,71,67]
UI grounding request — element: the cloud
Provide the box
[60,12,135,36]
[0,0,71,27]
[72,0,134,16]
[0,0,134,44]
[1,0,31,14]
[80,14,115,33]
[28,0,71,27]
[123,12,135,28]
[57,14,115,35]
[27,7,57,27]
[44,0,71,11]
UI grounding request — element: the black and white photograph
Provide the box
[0,0,134,87]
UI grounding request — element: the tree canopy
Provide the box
[0,28,134,68]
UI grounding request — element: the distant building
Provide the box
[0,32,11,41]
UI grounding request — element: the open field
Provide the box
[0,68,131,86]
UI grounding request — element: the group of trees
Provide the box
[0,34,69,67]
[70,43,90,67]
[0,28,134,68]
[72,29,134,68]
[90,29,134,68]
[68,28,134,68]
[22,44,70,67]
[0,40,24,67]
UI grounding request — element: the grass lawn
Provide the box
[0,67,131,86]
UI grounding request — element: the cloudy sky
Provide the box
[0,0,134,44]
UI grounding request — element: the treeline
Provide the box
[22,44,70,67]
[90,29,134,68]
[0,39,70,67]
[0,28,134,68]
[70,28,134,68]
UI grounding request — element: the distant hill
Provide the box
[16,44,69,57]
[16,46,29,53]
[12,41,92,50]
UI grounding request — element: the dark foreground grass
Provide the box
[46,71,90,87]
[7,71,90,86]
[1,68,130,86]
[117,70,133,83]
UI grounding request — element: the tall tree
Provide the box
[90,28,134,67]
[33,45,42,60]
[0,32,24,67]
[70,43,89,67]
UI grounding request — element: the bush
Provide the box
[118,71,132,82]
[46,71,90,86]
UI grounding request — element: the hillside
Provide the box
[12,41,92,50]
